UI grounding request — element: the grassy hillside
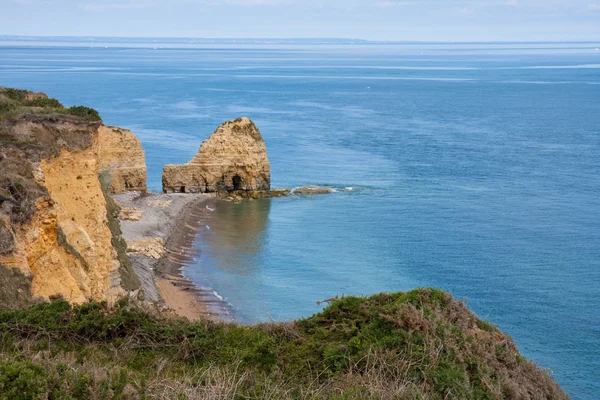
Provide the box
[0,87,101,121]
[0,288,566,399]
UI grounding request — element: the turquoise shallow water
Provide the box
[1,40,599,398]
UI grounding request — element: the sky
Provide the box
[1,0,599,41]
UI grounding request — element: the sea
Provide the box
[1,38,598,399]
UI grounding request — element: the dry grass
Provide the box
[0,290,568,399]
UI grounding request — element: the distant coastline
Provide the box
[1,34,598,47]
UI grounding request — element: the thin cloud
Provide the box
[375,1,418,8]
[80,0,291,12]
[82,0,159,12]
[79,0,593,11]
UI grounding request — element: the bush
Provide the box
[0,361,49,400]
[3,88,27,101]
[66,106,101,121]
[0,102,15,116]
[26,98,63,108]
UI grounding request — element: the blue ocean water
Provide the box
[1,40,599,398]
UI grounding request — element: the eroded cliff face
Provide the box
[95,126,147,194]
[38,147,127,301]
[2,197,95,303]
[162,118,270,194]
[0,98,144,307]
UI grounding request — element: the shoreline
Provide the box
[113,191,233,322]
[155,195,234,322]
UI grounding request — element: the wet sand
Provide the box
[112,191,230,321]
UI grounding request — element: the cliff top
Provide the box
[0,87,101,122]
[0,288,567,399]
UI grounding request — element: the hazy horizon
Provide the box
[2,35,600,43]
[2,0,599,42]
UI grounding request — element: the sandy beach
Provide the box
[112,191,229,321]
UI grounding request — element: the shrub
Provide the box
[0,102,15,116]
[26,97,63,108]
[3,88,28,101]
[66,106,101,121]
[0,361,49,400]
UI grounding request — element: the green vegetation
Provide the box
[65,105,102,121]
[0,87,101,121]
[3,88,29,101]
[0,289,566,399]
[27,97,63,108]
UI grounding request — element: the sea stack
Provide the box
[162,118,271,194]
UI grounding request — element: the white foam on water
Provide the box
[497,80,600,85]
[212,290,225,302]
[183,65,481,71]
[229,74,477,82]
[512,64,600,69]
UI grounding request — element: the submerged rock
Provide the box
[294,186,334,195]
[230,188,292,199]
[162,118,270,194]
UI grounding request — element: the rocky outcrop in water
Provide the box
[162,118,270,194]
[293,186,334,195]
[0,88,145,307]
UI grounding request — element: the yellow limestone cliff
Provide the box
[162,118,270,193]
[96,126,147,194]
[0,108,145,306]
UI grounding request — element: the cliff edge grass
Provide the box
[0,288,567,399]
[0,87,100,122]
